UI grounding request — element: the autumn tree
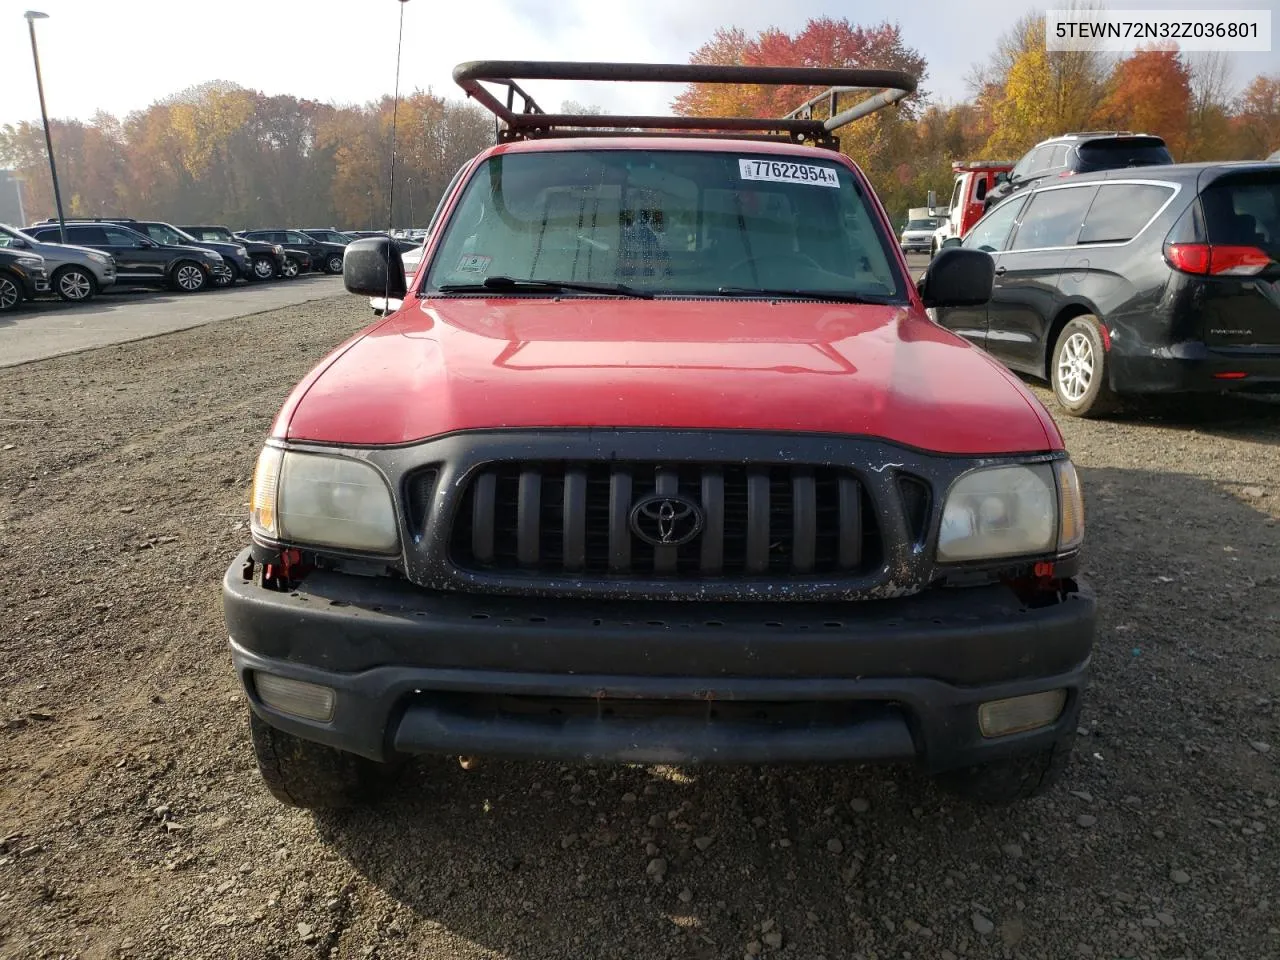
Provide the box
[982,14,1107,155]
[1093,47,1192,155]
[1234,74,1280,158]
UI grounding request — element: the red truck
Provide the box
[223,62,1094,810]
[930,160,1015,254]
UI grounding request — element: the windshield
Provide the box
[424,149,903,300]
[145,223,197,245]
[188,227,233,242]
[0,225,34,246]
[905,219,936,230]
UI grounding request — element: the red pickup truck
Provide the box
[222,62,1095,810]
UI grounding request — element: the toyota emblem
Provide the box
[629,493,705,547]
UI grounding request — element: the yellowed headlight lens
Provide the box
[1055,459,1085,552]
[250,445,284,539]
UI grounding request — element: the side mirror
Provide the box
[994,172,1009,185]
[9,238,30,249]
[918,248,994,308]
[343,236,406,299]
[940,237,963,250]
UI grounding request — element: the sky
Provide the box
[1,0,1277,130]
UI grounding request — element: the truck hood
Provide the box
[278,297,1059,455]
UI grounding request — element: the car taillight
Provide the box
[1058,169,1074,178]
[1165,243,1272,277]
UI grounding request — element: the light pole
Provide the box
[406,177,414,227]
[24,10,67,243]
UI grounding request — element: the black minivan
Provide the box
[935,162,1280,416]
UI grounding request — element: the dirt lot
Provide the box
[1,296,1277,960]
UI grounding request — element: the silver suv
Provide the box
[0,224,117,303]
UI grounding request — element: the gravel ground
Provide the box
[1,295,1277,960]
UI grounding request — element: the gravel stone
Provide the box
[1170,869,1191,885]
[693,836,713,851]
[1077,815,1098,828]
[826,837,844,854]
[646,857,667,880]
[1002,842,1023,858]
[678,888,693,903]
[973,913,995,935]
[763,932,783,948]
[850,798,870,813]
[1251,741,1272,754]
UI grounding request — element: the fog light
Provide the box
[254,672,336,722]
[978,689,1067,738]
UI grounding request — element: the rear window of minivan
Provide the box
[1201,174,1280,253]
[1076,138,1173,172]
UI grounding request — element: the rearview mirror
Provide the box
[343,236,406,299]
[918,248,993,308]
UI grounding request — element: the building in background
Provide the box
[0,171,26,225]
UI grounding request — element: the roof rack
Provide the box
[452,60,917,151]
[39,216,136,222]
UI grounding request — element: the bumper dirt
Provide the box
[223,549,1095,770]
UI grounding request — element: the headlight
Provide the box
[86,251,111,264]
[274,245,284,255]
[250,447,399,553]
[236,246,248,257]
[938,460,1083,562]
[16,256,42,268]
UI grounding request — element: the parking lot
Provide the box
[0,289,1276,960]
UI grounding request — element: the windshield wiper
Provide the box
[437,276,653,299]
[715,286,895,305]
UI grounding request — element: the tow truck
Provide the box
[929,160,1013,256]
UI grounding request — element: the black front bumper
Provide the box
[223,549,1095,770]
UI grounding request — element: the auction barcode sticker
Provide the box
[739,159,840,188]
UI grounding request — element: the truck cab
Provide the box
[930,161,1014,255]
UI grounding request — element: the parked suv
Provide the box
[102,219,247,287]
[936,162,1280,415]
[181,225,287,281]
[26,221,223,293]
[0,223,116,302]
[237,229,346,274]
[223,61,1095,811]
[0,247,49,312]
[983,132,1173,212]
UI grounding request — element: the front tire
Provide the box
[0,272,22,312]
[248,710,401,809]
[1051,315,1117,417]
[53,266,97,302]
[936,736,1074,804]
[252,256,276,280]
[171,260,208,293]
[325,253,344,274]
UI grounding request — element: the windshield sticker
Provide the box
[456,254,492,274]
[738,159,840,188]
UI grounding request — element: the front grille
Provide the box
[450,461,881,578]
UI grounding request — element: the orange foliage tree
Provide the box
[1093,47,1192,155]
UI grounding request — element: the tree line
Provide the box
[3,12,1279,230]
[673,13,1280,225]
[0,83,492,230]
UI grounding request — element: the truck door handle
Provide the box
[994,266,1007,276]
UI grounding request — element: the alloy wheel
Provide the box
[0,277,18,311]
[58,269,93,301]
[1057,331,1094,403]
[176,265,205,291]
[254,258,275,279]
[282,259,300,278]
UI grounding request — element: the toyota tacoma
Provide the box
[223,61,1096,809]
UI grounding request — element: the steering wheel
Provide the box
[727,252,825,276]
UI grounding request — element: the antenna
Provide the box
[383,0,409,310]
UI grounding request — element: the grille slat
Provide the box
[516,469,541,568]
[608,469,633,573]
[451,460,883,581]
[792,468,816,573]
[563,468,587,571]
